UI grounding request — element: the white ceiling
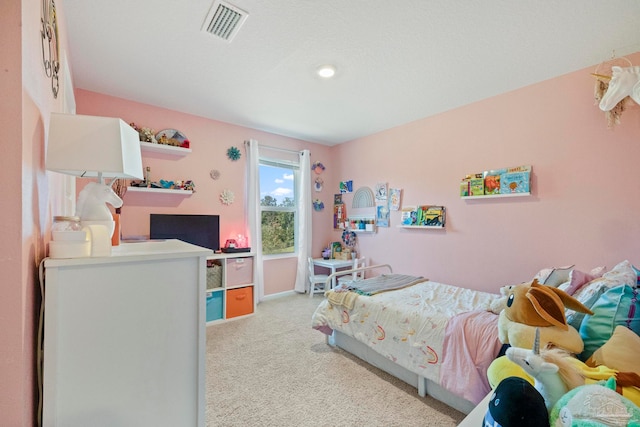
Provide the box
[61,0,640,146]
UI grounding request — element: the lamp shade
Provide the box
[46,113,144,180]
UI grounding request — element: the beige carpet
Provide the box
[206,293,465,426]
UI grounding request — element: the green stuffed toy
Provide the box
[549,377,640,426]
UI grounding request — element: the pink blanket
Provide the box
[439,310,502,404]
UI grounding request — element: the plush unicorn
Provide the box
[506,328,573,411]
[599,66,640,111]
[506,328,640,412]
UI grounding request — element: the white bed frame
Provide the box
[323,265,478,415]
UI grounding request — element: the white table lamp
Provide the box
[46,113,144,256]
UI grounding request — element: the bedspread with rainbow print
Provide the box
[311,279,500,386]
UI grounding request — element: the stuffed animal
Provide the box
[498,279,593,354]
[503,329,640,410]
[549,377,640,427]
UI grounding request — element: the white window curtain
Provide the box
[245,139,264,301]
[245,140,312,299]
[294,149,311,293]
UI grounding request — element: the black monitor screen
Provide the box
[150,214,220,251]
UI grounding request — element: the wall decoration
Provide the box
[312,161,325,174]
[227,146,241,161]
[209,169,221,180]
[375,183,388,200]
[40,0,60,98]
[312,199,324,211]
[333,203,347,229]
[352,186,375,208]
[376,204,390,227]
[339,180,353,193]
[341,230,357,249]
[314,177,324,192]
[219,189,235,205]
[389,188,402,210]
[592,55,636,128]
[334,194,343,205]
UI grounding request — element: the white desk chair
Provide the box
[308,257,330,297]
[337,257,366,287]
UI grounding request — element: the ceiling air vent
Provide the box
[202,1,248,42]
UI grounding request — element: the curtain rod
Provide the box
[245,140,304,155]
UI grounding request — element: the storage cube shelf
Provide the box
[206,253,255,325]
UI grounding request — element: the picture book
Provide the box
[416,205,445,227]
[400,206,417,225]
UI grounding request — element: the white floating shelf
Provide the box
[397,225,445,229]
[461,192,530,200]
[127,187,193,196]
[139,141,191,156]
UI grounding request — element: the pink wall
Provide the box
[75,90,335,295]
[333,54,640,292]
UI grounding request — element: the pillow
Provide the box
[533,265,574,287]
[579,284,640,361]
[566,285,607,331]
[572,260,636,304]
[563,267,606,296]
[586,325,640,375]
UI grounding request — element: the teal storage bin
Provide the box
[206,291,223,322]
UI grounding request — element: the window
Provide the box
[259,159,298,255]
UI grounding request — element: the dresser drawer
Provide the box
[226,257,253,287]
[226,287,253,318]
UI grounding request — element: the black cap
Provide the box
[483,376,549,427]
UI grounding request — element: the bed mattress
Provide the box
[312,279,500,391]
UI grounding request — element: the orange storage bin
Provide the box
[226,286,254,318]
[226,257,253,287]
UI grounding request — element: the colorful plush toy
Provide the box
[550,377,640,427]
[503,329,640,411]
[498,279,593,354]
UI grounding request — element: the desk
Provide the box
[313,258,354,289]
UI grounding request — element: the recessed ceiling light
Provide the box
[317,65,336,79]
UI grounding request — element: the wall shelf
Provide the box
[461,192,530,200]
[140,141,191,156]
[397,225,445,229]
[127,186,193,196]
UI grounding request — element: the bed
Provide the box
[311,265,503,415]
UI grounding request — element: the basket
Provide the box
[206,264,223,289]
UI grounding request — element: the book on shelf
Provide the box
[400,206,417,225]
[415,205,445,227]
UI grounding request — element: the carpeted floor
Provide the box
[205,293,465,426]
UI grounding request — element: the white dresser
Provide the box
[42,240,211,427]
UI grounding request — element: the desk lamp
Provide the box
[46,113,143,254]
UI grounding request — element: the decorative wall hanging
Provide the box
[40,0,60,98]
[334,194,343,205]
[312,161,325,174]
[227,146,241,161]
[312,199,324,211]
[592,55,637,128]
[389,188,402,211]
[352,187,375,208]
[314,177,324,192]
[209,169,221,180]
[375,183,388,200]
[339,180,353,193]
[341,230,357,249]
[376,204,390,227]
[219,189,235,205]
[333,202,347,230]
